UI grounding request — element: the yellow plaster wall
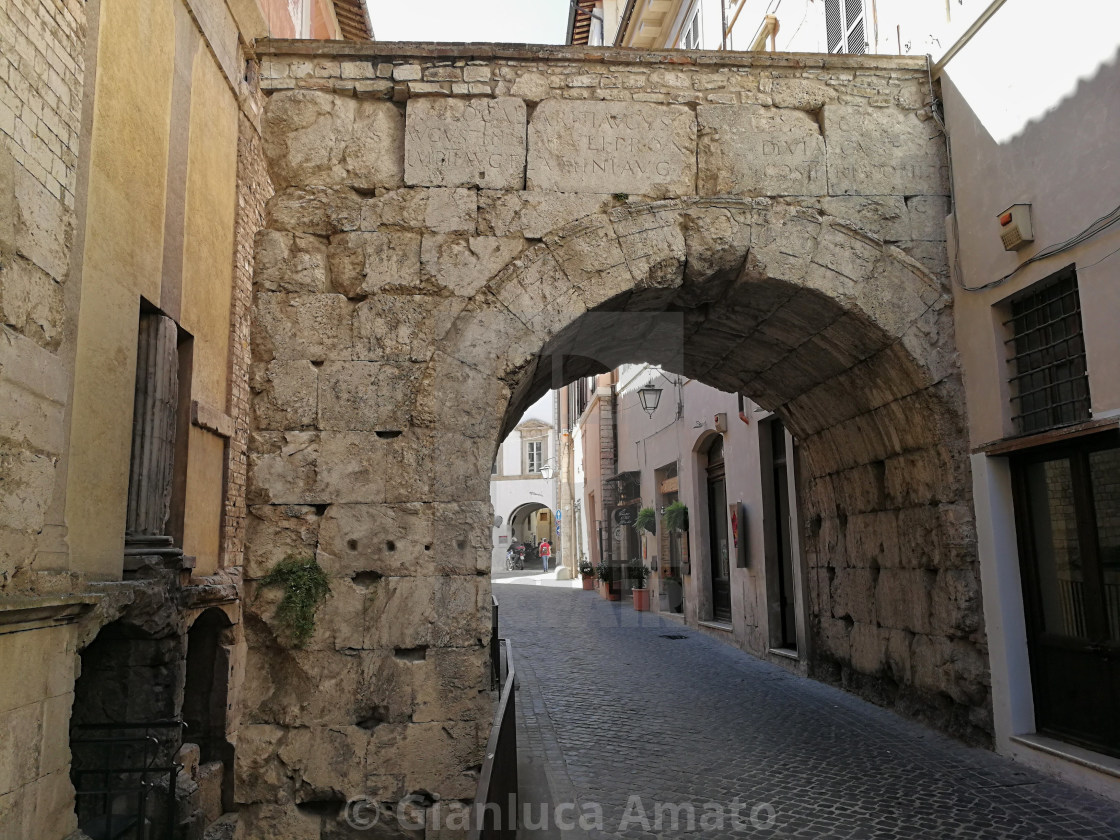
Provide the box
[66,0,176,578]
[180,48,236,409]
[182,427,226,574]
[179,46,238,574]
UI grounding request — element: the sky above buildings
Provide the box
[368,0,571,44]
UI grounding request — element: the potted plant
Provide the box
[663,501,689,533]
[635,507,657,535]
[628,558,651,611]
[595,560,620,601]
[578,559,595,590]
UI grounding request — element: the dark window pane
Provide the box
[1089,447,1120,641]
[1025,457,1089,639]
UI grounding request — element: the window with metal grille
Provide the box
[1006,266,1091,435]
[825,0,866,54]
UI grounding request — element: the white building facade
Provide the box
[489,417,559,571]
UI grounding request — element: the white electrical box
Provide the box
[998,204,1034,251]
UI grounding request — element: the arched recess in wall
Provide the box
[424,198,986,740]
[182,607,236,815]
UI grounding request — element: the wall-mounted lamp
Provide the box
[637,378,662,418]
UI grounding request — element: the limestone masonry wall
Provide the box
[242,42,983,837]
[0,0,85,591]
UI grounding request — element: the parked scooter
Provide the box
[505,544,524,571]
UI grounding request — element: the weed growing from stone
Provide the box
[262,555,330,648]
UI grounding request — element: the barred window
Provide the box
[1006,267,1091,435]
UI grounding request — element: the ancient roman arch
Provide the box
[237,42,983,834]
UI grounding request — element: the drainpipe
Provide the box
[721,0,729,50]
[613,0,639,46]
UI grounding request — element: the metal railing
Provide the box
[70,720,183,840]
[471,616,518,839]
[490,595,500,691]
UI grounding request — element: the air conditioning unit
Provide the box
[998,204,1034,251]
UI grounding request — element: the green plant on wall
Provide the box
[663,501,689,533]
[636,507,657,534]
[261,555,331,648]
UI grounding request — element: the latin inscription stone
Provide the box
[824,105,949,196]
[698,105,825,196]
[405,97,526,189]
[527,100,696,198]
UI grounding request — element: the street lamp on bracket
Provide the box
[637,369,684,419]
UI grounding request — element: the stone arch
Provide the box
[419,197,980,729]
[242,194,982,834]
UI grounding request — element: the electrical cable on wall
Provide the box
[957,202,1120,293]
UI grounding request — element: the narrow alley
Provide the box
[495,575,1120,839]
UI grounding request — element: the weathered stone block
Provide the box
[875,568,931,634]
[906,195,949,241]
[0,257,63,351]
[317,361,423,431]
[250,360,318,430]
[823,104,949,196]
[266,186,362,235]
[262,90,404,190]
[698,105,825,196]
[359,188,428,230]
[353,294,464,362]
[244,504,321,579]
[419,234,525,298]
[929,568,982,637]
[254,230,330,293]
[510,71,550,102]
[415,353,509,441]
[820,196,909,241]
[425,188,477,233]
[849,622,887,674]
[405,97,526,189]
[527,100,696,198]
[247,432,319,505]
[328,231,422,297]
[477,190,610,238]
[769,77,837,111]
[250,293,353,362]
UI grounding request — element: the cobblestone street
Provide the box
[495,575,1120,839]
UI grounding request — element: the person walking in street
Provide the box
[539,539,551,573]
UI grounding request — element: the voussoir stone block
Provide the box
[405,97,527,189]
[527,100,696,198]
[263,90,404,190]
[698,105,825,196]
[824,104,949,196]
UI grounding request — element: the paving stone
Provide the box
[496,580,1120,839]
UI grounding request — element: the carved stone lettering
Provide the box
[527,100,696,198]
[405,97,527,189]
[697,105,826,196]
[823,105,949,196]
